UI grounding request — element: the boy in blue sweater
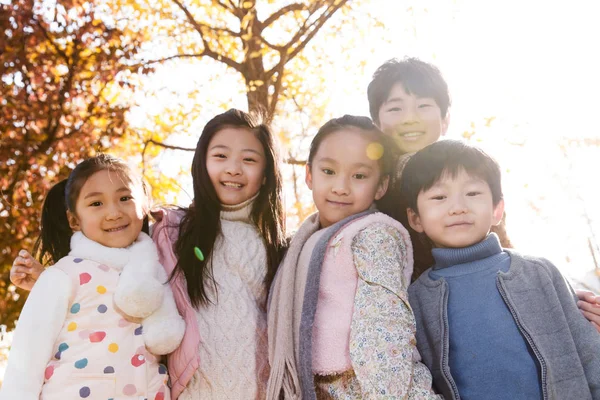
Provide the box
[401,139,600,400]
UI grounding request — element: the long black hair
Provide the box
[173,109,286,307]
[33,154,149,265]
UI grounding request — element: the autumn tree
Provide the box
[120,0,374,215]
[127,0,352,120]
[0,0,146,328]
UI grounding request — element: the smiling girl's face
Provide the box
[68,169,145,248]
[305,128,388,228]
[205,127,267,206]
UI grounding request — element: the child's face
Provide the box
[68,169,145,248]
[377,83,449,154]
[306,129,388,228]
[407,168,504,248]
[206,126,266,206]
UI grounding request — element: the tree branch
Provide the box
[216,0,239,17]
[170,0,242,71]
[145,139,195,152]
[35,19,68,63]
[261,3,308,29]
[265,1,349,80]
[267,60,286,118]
[285,157,306,165]
[142,53,207,66]
[286,1,349,62]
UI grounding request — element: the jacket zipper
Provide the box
[441,283,461,399]
[496,277,548,400]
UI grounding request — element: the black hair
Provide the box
[307,114,398,178]
[33,154,150,265]
[400,139,503,214]
[172,109,286,307]
[367,57,451,124]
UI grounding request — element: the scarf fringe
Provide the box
[267,357,301,400]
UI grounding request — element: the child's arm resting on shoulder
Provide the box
[0,268,71,400]
[543,259,600,396]
[576,289,600,333]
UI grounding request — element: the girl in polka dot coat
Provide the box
[0,155,185,400]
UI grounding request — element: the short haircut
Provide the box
[367,57,451,124]
[400,140,503,213]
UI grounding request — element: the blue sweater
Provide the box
[429,234,542,400]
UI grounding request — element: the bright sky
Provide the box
[128,0,600,288]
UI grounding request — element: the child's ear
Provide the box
[441,113,450,136]
[67,210,81,231]
[492,199,505,226]
[305,164,313,190]
[407,208,424,233]
[374,175,389,201]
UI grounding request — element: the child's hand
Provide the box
[576,289,600,333]
[10,250,44,291]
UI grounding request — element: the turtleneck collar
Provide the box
[432,233,502,271]
[220,192,259,223]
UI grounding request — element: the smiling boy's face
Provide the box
[377,83,449,154]
[407,168,504,248]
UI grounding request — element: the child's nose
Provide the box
[106,204,124,220]
[448,198,468,215]
[331,176,350,195]
[225,160,242,175]
[401,105,418,124]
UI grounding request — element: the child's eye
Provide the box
[244,157,256,163]
[120,195,133,201]
[89,201,102,207]
[467,191,481,196]
[322,169,334,175]
[388,107,402,112]
[354,173,367,180]
[418,104,432,109]
[430,195,446,201]
[213,153,226,159]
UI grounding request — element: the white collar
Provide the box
[68,231,157,271]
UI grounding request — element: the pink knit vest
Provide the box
[311,213,413,375]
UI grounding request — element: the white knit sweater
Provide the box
[179,196,269,400]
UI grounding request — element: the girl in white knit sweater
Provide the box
[149,109,287,399]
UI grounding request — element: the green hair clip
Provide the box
[194,246,204,262]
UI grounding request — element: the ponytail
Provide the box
[32,180,73,265]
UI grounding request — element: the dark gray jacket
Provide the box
[408,250,600,400]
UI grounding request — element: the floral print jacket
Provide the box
[304,211,440,399]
